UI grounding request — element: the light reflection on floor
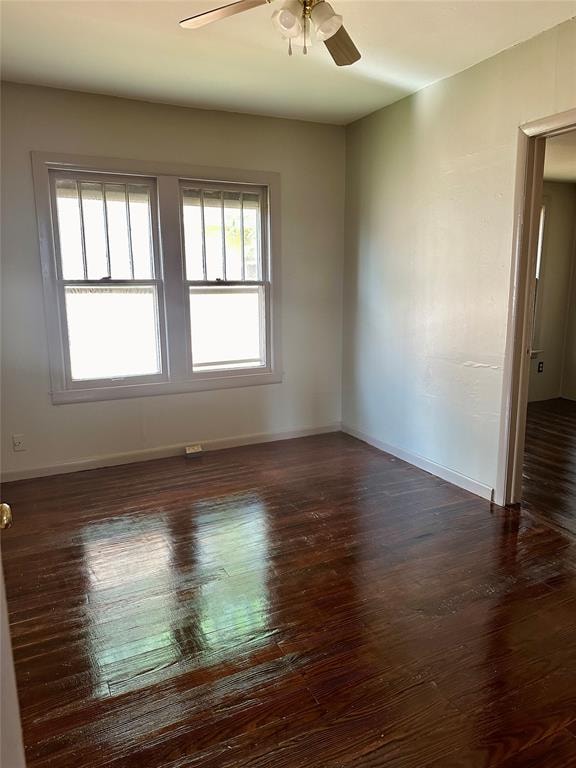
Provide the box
[195,498,270,653]
[83,519,177,698]
[81,495,270,702]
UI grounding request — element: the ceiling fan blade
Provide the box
[180,0,268,29]
[324,26,361,66]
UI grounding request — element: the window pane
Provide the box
[203,190,224,281]
[180,185,265,283]
[182,189,204,279]
[189,287,265,371]
[65,286,161,381]
[224,192,243,280]
[128,185,154,279]
[55,179,85,279]
[104,184,132,279]
[243,193,261,280]
[80,182,109,280]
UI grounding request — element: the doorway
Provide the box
[523,132,576,532]
[499,109,576,523]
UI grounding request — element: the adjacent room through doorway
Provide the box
[523,130,576,535]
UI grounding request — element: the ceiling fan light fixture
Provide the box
[311,1,342,41]
[272,0,303,38]
[179,0,361,67]
[290,19,314,49]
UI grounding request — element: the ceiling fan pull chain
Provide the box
[179,0,361,67]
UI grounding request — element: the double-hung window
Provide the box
[33,153,281,404]
[52,173,165,384]
[181,183,269,373]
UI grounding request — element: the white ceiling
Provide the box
[545,131,576,183]
[2,0,576,124]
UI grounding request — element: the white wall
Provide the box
[3,20,576,492]
[1,83,345,478]
[343,19,576,499]
[529,181,576,402]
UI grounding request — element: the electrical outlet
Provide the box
[185,444,203,458]
[537,361,544,373]
[12,434,26,452]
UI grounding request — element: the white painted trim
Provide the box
[1,567,26,768]
[496,108,576,507]
[342,425,494,502]
[51,370,283,404]
[31,151,282,404]
[1,424,341,482]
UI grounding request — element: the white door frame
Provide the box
[1,552,27,767]
[496,107,576,507]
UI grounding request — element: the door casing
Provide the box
[1,551,27,767]
[496,107,576,506]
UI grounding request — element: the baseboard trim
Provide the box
[1,424,342,482]
[342,424,494,502]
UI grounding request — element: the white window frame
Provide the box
[179,179,271,378]
[32,152,282,404]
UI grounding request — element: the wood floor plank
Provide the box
[523,398,576,536]
[3,431,576,767]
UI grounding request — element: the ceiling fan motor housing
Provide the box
[179,0,360,66]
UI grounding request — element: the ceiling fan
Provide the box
[179,0,361,66]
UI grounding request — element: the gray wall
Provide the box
[2,19,576,493]
[343,19,576,497]
[1,83,345,478]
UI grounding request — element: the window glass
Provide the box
[243,193,261,281]
[65,286,161,380]
[55,178,155,281]
[182,189,204,280]
[181,186,263,282]
[128,185,154,279]
[104,184,133,279]
[80,182,109,280]
[189,286,265,371]
[55,179,85,279]
[203,190,224,281]
[223,191,243,280]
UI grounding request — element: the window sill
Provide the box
[51,370,283,404]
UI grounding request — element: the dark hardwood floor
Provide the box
[523,397,576,537]
[3,432,576,767]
